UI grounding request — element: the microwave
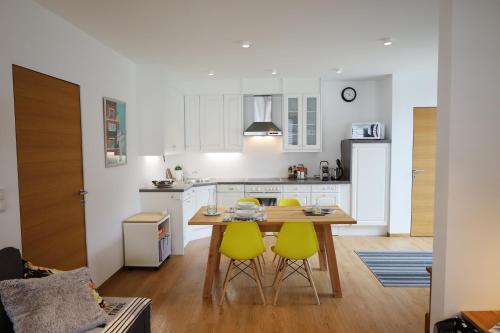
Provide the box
[350,122,385,139]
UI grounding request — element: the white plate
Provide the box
[203,211,221,216]
[237,202,257,210]
[235,209,257,218]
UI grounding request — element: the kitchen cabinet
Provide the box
[349,142,391,226]
[283,94,321,152]
[137,67,185,155]
[184,95,200,152]
[217,184,244,208]
[163,87,185,153]
[223,95,243,151]
[282,192,310,206]
[200,95,224,151]
[302,94,321,151]
[140,189,194,255]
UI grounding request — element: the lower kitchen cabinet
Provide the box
[311,192,338,206]
[216,184,244,208]
[281,192,310,206]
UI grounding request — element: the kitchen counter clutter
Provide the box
[139,178,350,193]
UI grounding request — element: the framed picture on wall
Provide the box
[103,97,127,167]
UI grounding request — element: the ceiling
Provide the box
[34,0,439,79]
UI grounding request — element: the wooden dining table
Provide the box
[188,205,357,299]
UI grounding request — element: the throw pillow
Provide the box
[0,267,109,333]
[22,260,105,308]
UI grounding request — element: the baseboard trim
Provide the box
[387,232,411,237]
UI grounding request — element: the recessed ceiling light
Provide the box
[241,41,251,48]
[332,68,343,74]
[271,69,278,75]
[208,71,215,76]
[382,38,393,46]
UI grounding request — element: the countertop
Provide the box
[139,178,350,192]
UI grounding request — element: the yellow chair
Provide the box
[219,222,266,305]
[278,198,301,207]
[238,197,260,206]
[272,198,303,262]
[238,198,266,272]
[272,221,320,305]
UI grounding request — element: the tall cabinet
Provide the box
[342,140,391,228]
[283,94,321,152]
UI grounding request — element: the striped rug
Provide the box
[355,250,432,287]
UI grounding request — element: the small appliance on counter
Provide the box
[331,159,344,180]
[320,161,330,181]
[350,122,385,139]
[287,164,308,179]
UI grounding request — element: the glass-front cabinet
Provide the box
[283,94,321,152]
[284,95,302,150]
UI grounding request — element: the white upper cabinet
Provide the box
[164,87,185,153]
[283,94,321,152]
[184,95,200,152]
[199,95,224,151]
[302,94,321,151]
[223,95,243,151]
[283,95,303,151]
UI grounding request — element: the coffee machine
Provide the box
[320,161,330,181]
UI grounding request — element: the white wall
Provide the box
[139,78,393,184]
[0,0,141,285]
[388,71,438,234]
[431,0,500,324]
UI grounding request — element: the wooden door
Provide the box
[13,65,87,269]
[411,107,437,236]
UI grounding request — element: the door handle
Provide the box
[412,170,424,181]
[79,189,88,195]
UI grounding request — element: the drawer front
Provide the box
[311,193,339,206]
[217,184,245,192]
[282,192,311,206]
[282,184,312,193]
[311,184,339,193]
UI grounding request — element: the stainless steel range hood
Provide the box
[243,95,282,136]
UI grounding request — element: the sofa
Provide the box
[0,247,151,333]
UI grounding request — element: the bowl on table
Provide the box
[152,179,175,188]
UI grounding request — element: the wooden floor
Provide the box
[100,236,433,333]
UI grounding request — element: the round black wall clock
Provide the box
[341,87,357,102]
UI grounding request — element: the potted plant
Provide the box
[174,165,184,181]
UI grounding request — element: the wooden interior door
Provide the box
[411,107,437,237]
[13,65,87,269]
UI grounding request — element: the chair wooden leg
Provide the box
[219,259,234,306]
[304,259,320,305]
[251,259,266,305]
[272,253,278,263]
[256,255,264,276]
[272,257,284,287]
[273,260,288,306]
